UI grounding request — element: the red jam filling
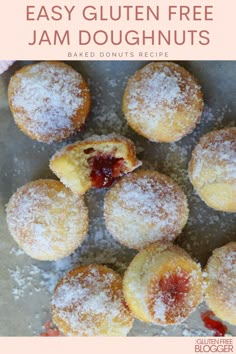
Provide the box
[88,154,125,188]
[39,320,61,336]
[201,311,227,337]
[158,271,190,306]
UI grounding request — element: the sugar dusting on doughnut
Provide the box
[8,61,90,143]
[189,128,236,212]
[6,179,88,261]
[105,170,189,249]
[51,265,133,336]
[205,242,236,325]
[123,243,204,325]
[123,62,203,143]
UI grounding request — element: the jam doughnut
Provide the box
[8,61,91,143]
[123,243,203,325]
[204,242,236,325]
[51,264,134,336]
[123,62,203,143]
[0,60,15,74]
[189,128,236,212]
[104,170,189,249]
[6,179,88,261]
[50,134,142,194]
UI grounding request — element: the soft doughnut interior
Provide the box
[50,135,141,194]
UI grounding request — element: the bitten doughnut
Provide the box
[123,62,203,143]
[51,264,134,336]
[104,170,189,249]
[204,242,236,325]
[6,179,88,261]
[123,243,203,325]
[189,128,236,212]
[50,134,142,194]
[8,61,91,143]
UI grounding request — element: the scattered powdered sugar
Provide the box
[10,62,86,141]
[4,62,236,336]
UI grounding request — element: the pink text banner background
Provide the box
[0,0,235,60]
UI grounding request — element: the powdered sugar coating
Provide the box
[123,62,203,142]
[123,243,203,325]
[189,128,236,212]
[6,179,88,261]
[8,61,90,143]
[205,242,236,325]
[51,264,133,336]
[105,170,189,249]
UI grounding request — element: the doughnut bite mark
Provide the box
[8,61,91,143]
[123,62,203,143]
[51,264,134,336]
[6,179,88,261]
[50,134,142,195]
[189,128,236,212]
[104,170,189,249]
[123,243,203,325]
[204,242,236,325]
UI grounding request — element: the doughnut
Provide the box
[123,62,203,143]
[51,264,134,336]
[6,179,88,261]
[189,128,236,212]
[204,242,236,325]
[8,61,91,143]
[0,60,15,74]
[50,134,142,194]
[104,170,189,249]
[123,243,203,325]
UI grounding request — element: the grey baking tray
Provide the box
[0,61,235,336]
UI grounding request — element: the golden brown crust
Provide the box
[50,134,142,195]
[6,179,88,261]
[51,264,134,336]
[204,242,236,325]
[8,61,91,143]
[123,62,203,143]
[189,128,236,212]
[123,243,203,325]
[104,170,189,249]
